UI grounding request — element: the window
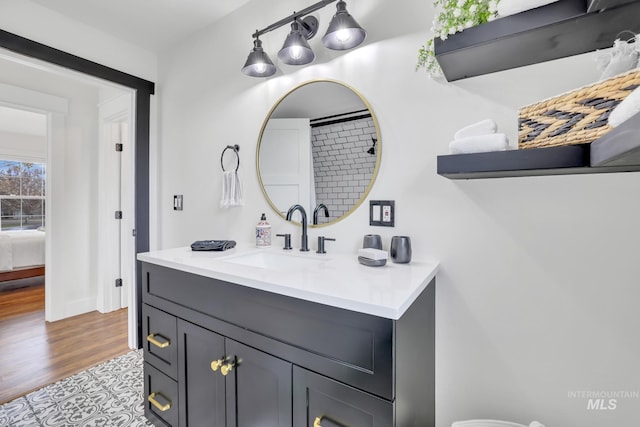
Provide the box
[0,160,46,230]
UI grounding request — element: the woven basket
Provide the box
[518,69,640,149]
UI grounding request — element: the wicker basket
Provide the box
[518,69,640,149]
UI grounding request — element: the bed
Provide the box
[0,230,45,282]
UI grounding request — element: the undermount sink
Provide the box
[220,251,328,271]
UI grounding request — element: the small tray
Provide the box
[358,256,387,267]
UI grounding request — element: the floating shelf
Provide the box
[433,0,640,81]
[437,112,640,179]
[587,0,638,12]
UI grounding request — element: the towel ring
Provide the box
[615,30,637,43]
[221,144,240,172]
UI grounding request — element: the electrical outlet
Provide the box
[370,200,395,227]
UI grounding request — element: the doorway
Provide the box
[0,61,135,401]
[0,29,153,401]
[0,28,155,350]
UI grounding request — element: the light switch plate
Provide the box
[173,195,183,211]
[370,200,395,227]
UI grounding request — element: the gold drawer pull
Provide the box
[148,392,171,412]
[147,333,170,349]
[314,415,347,427]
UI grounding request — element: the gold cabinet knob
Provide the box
[314,416,324,427]
[210,358,225,372]
[220,361,235,376]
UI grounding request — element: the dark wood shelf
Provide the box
[438,112,640,179]
[587,0,637,12]
[434,0,640,81]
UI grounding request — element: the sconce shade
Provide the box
[278,21,316,65]
[322,0,367,50]
[242,38,277,77]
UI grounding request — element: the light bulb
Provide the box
[255,63,267,74]
[290,45,302,60]
[335,29,352,43]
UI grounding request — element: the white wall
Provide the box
[156,0,640,426]
[0,0,157,82]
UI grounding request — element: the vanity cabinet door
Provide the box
[177,320,226,427]
[293,366,393,427]
[225,339,292,427]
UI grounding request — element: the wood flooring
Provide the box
[0,280,130,404]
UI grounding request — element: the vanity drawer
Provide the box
[143,263,394,400]
[293,366,393,427]
[144,362,179,427]
[143,304,178,380]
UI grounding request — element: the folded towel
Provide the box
[449,133,510,154]
[220,170,244,208]
[497,0,559,18]
[454,119,498,140]
[609,86,640,127]
[357,248,388,261]
[598,39,640,81]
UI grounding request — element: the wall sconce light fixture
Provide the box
[367,137,377,155]
[241,0,366,77]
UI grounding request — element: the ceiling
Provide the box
[30,0,252,52]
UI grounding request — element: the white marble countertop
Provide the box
[137,243,439,320]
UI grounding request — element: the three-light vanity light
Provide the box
[241,0,367,77]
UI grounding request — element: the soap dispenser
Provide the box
[256,213,271,247]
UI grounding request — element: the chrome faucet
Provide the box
[312,203,330,225]
[285,204,309,251]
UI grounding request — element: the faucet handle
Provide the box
[276,233,292,250]
[316,236,336,254]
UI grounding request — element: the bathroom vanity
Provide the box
[138,245,438,427]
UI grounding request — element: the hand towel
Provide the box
[0,234,13,271]
[449,133,510,154]
[220,170,244,208]
[497,0,559,18]
[609,86,640,127]
[454,119,498,140]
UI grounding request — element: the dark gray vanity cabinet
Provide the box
[141,261,435,427]
[176,320,292,427]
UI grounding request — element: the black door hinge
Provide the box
[115,143,123,152]
[115,278,123,287]
[115,211,123,219]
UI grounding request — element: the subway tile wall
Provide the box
[311,117,377,224]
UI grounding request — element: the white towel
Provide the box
[0,234,13,272]
[454,119,498,140]
[609,86,640,127]
[449,133,510,154]
[497,0,559,18]
[220,170,244,208]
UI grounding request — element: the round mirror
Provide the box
[257,79,381,227]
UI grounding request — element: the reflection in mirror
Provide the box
[257,80,381,227]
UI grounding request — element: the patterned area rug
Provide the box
[0,350,152,427]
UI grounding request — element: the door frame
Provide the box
[0,29,155,348]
